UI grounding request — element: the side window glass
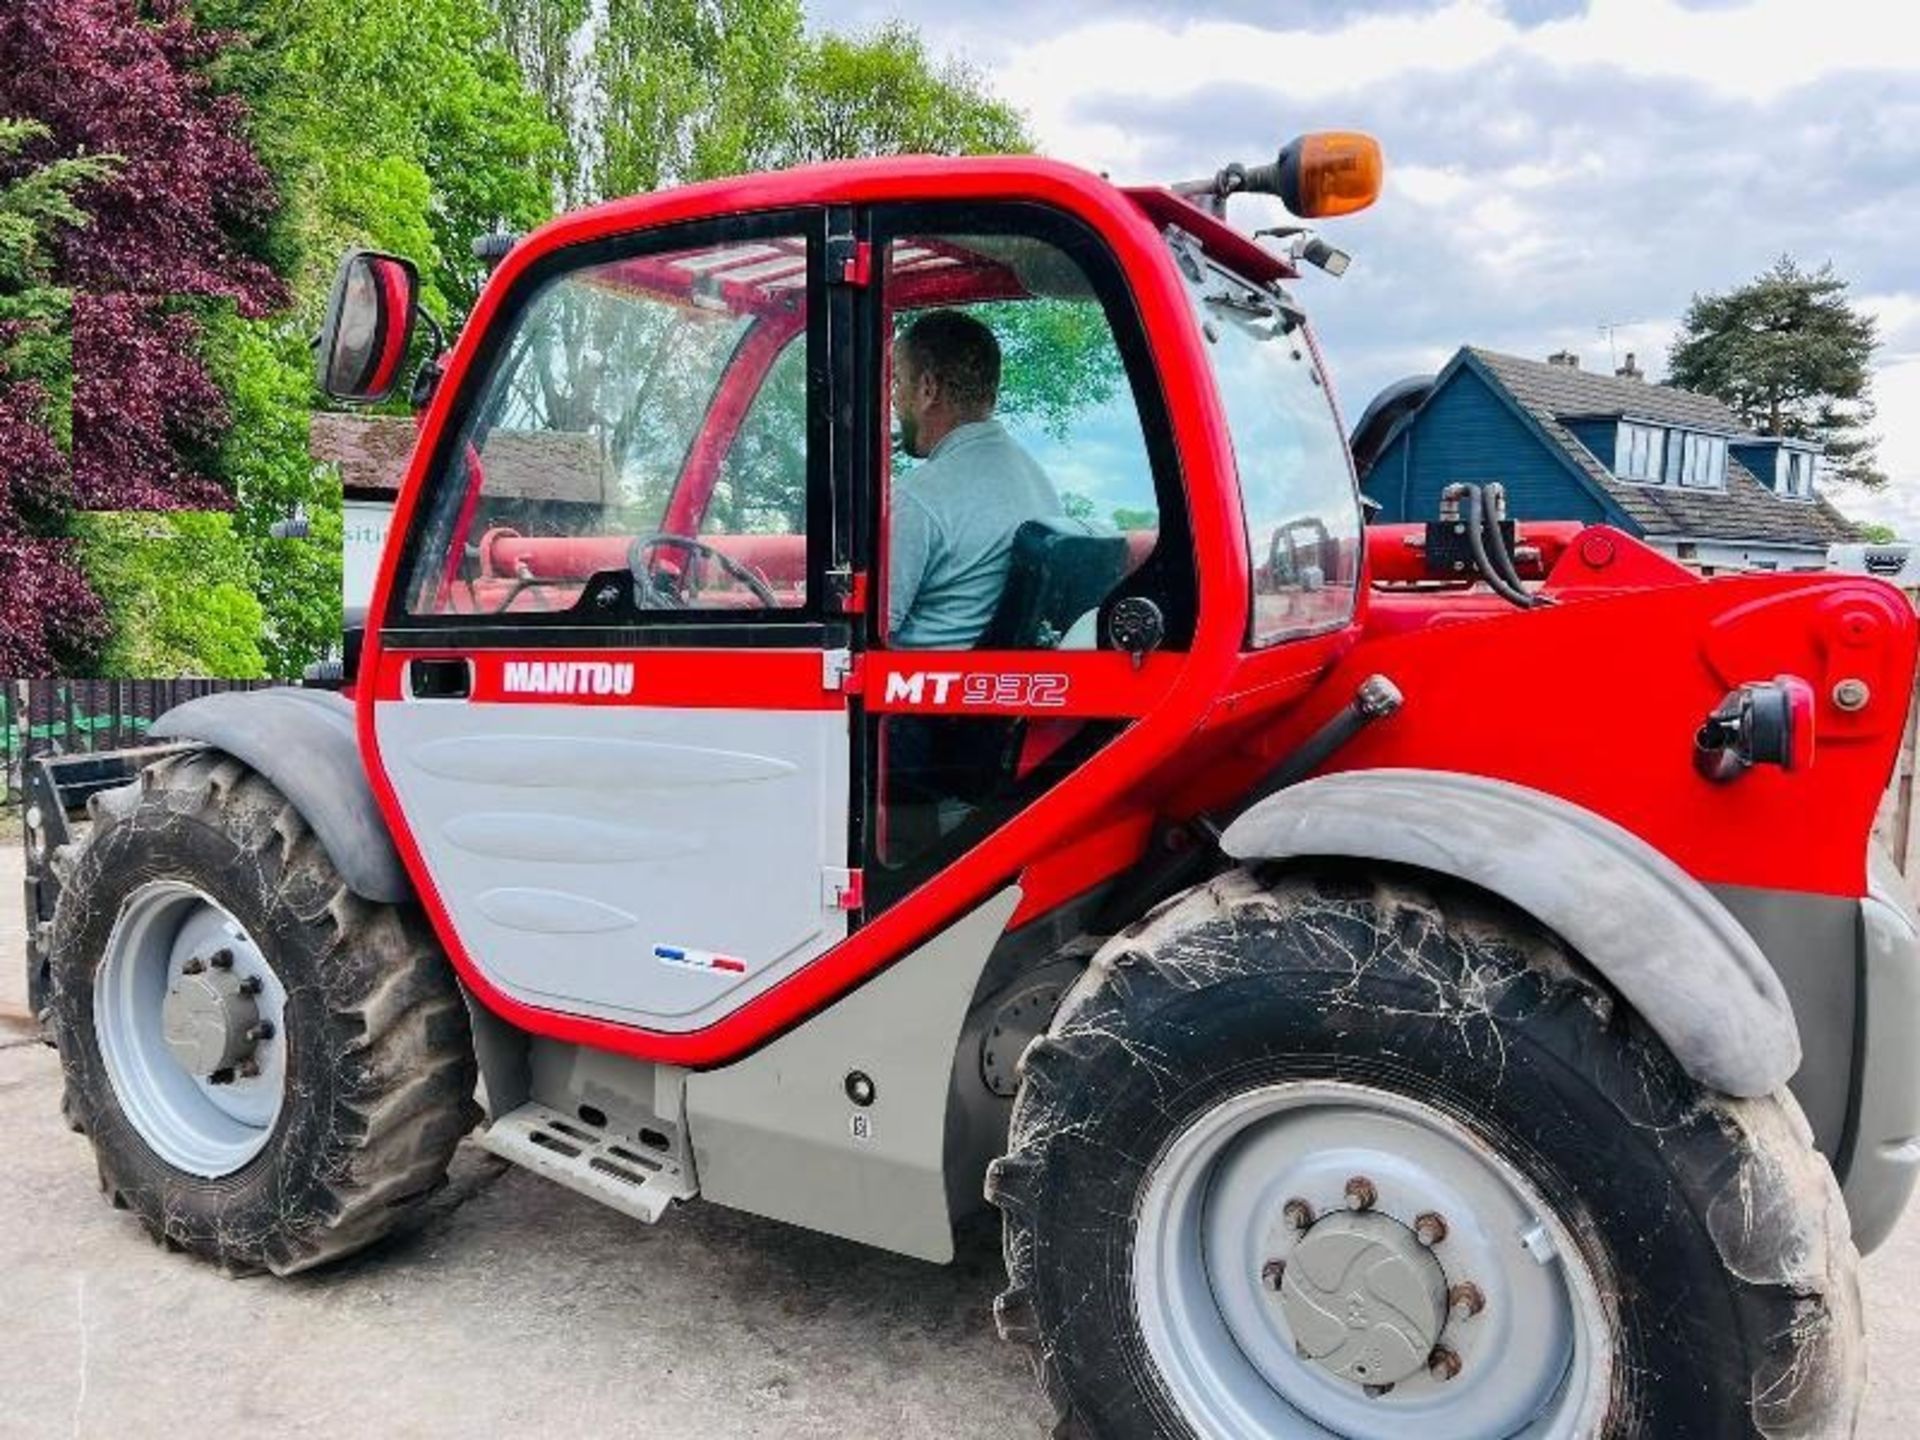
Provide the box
[883,233,1162,653]
[1176,244,1361,646]
[402,232,812,618]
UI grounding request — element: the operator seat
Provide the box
[977,518,1131,651]
[942,519,1129,803]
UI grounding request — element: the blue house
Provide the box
[1352,347,1858,572]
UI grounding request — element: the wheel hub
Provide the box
[1276,1210,1448,1387]
[161,961,262,1077]
[95,881,288,1176]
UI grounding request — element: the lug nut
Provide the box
[209,949,234,970]
[181,958,205,976]
[1428,1346,1462,1383]
[237,974,263,996]
[245,1021,275,1043]
[1261,1259,1286,1291]
[1344,1176,1377,1212]
[1283,1198,1315,1231]
[1362,1383,1394,1398]
[1415,1212,1448,1247]
[1448,1282,1485,1321]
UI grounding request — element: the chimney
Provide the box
[1547,349,1580,369]
[1616,352,1644,382]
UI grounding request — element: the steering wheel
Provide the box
[626,533,782,610]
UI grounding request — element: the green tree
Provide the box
[75,510,267,677]
[592,0,807,199]
[1858,521,1899,544]
[786,22,1026,163]
[199,0,564,319]
[185,0,564,674]
[200,309,342,675]
[485,0,593,205]
[1668,256,1884,488]
[566,3,1029,201]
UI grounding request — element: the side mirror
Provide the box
[317,250,420,403]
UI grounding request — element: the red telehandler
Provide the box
[21,133,1914,1437]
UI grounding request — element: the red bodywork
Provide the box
[357,156,1918,1069]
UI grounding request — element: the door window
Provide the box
[866,208,1192,905]
[397,222,819,621]
[881,231,1170,653]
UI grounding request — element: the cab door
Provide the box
[366,209,859,1034]
[857,200,1198,912]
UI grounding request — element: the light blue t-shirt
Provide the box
[888,419,1063,649]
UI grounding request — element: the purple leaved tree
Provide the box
[0,0,285,515]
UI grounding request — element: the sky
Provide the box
[811,0,1920,533]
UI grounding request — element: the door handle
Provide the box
[408,657,472,700]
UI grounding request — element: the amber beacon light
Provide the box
[1278,132,1384,218]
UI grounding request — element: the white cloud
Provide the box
[989,0,1920,174]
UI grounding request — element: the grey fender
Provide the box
[1218,768,1800,1098]
[149,687,411,904]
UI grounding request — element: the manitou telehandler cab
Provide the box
[22,134,1920,1437]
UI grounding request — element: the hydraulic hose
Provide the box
[1478,482,1545,601]
[1461,483,1543,610]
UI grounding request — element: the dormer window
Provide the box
[1668,431,1727,489]
[1781,448,1817,499]
[1618,422,1665,480]
[1604,420,1727,489]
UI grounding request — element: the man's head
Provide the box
[893,309,1002,458]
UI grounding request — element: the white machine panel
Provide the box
[377,699,850,1032]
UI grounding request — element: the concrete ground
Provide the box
[1,834,1915,1437]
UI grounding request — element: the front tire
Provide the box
[49,749,478,1275]
[988,867,1862,1438]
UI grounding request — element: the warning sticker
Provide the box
[653,943,748,975]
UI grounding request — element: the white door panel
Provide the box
[377,700,850,1031]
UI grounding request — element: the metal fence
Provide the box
[2,680,269,806]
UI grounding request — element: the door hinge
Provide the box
[822,647,860,692]
[826,234,871,287]
[822,867,865,911]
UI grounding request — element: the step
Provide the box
[477,1102,696,1224]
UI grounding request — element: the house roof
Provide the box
[1466,348,1859,549]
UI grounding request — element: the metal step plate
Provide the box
[478,1102,696,1224]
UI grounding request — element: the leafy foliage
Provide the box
[508,2,1030,202]
[0,531,108,674]
[0,1,283,314]
[74,510,267,678]
[70,292,231,510]
[1668,256,1884,489]
[0,117,112,672]
[786,22,1026,163]
[198,0,565,319]
[200,309,342,676]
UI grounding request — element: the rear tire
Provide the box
[49,748,479,1275]
[988,867,1863,1438]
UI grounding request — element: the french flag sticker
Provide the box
[654,943,748,975]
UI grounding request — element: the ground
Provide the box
[0,839,1914,1437]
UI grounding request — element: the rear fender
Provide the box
[149,688,409,904]
[1218,767,1800,1098]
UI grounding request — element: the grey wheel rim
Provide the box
[1132,1080,1611,1439]
[93,880,288,1178]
